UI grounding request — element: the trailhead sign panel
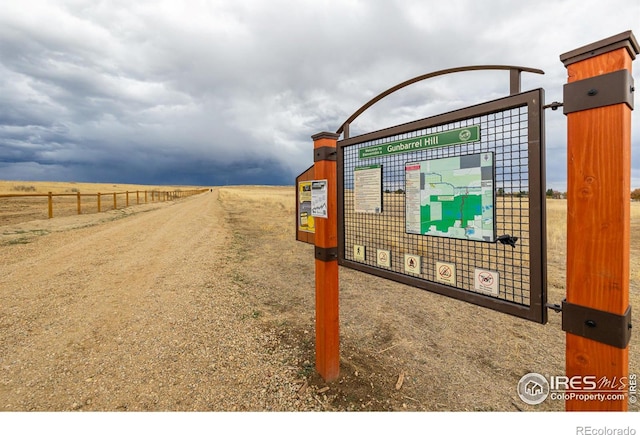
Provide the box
[337,89,547,323]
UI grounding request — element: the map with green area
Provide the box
[405,152,495,242]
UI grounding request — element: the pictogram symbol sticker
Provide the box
[435,261,456,285]
[474,268,500,296]
[404,254,421,275]
[377,249,391,267]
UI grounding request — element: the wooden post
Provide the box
[137,190,140,205]
[126,191,129,207]
[97,193,101,212]
[113,192,117,210]
[312,131,340,382]
[561,31,638,411]
[77,191,81,215]
[47,192,53,219]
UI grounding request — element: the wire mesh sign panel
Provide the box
[337,89,547,323]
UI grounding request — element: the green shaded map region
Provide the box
[405,152,496,242]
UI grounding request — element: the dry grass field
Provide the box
[0,180,638,412]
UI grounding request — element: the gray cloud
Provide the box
[0,0,638,188]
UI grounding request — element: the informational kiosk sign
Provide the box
[337,89,547,323]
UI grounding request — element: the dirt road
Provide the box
[0,190,314,411]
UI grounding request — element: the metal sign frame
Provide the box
[337,88,548,324]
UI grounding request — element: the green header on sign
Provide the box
[354,164,381,171]
[358,125,480,159]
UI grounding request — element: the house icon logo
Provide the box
[517,373,549,405]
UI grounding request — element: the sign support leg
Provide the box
[312,131,340,382]
[561,31,638,411]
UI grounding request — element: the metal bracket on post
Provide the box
[561,300,632,349]
[563,69,634,114]
[315,246,338,262]
[314,147,337,162]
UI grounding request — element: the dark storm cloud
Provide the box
[0,0,638,188]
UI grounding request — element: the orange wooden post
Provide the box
[137,190,140,204]
[97,192,101,212]
[312,131,340,382]
[47,192,53,219]
[77,191,81,215]
[126,191,129,207]
[561,31,638,411]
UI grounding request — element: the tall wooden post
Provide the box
[561,31,638,411]
[47,192,53,219]
[77,191,81,215]
[312,131,340,382]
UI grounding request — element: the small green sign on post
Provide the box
[358,125,480,159]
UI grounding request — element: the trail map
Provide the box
[405,152,495,242]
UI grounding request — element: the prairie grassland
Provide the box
[0,180,197,195]
[546,199,640,303]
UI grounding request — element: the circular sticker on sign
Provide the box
[377,249,391,267]
[404,254,421,274]
[459,129,471,141]
[474,268,499,296]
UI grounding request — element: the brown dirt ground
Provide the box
[0,183,638,413]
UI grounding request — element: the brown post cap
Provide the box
[560,30,639,67]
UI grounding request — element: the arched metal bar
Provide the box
[337,65,544,138]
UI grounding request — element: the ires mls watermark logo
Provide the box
[517,372,637,405]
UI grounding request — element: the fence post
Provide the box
[560,31,638,411]
[77,191,81,215]
[113,192,117,210]
[97,193,101,212]
[137,190,140,205]
[312,131,340,382]
[48,192,53,219]
[126,191,129,207]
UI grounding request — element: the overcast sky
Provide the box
[1,0,639,189]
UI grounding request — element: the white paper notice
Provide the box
[311,180,328,218]
[354,165,382,213]
[405,163,421,234]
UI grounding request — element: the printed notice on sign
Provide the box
[298,181,314,233]
[405,152,496,242]
[311,180,328,218]
[354,164,382,213]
